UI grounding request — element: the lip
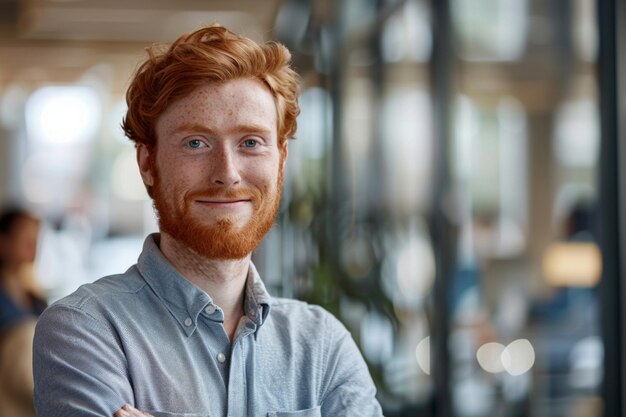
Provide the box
[195,199,250,207]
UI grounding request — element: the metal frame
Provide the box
[429,1,455,416]
[598,0,625,415]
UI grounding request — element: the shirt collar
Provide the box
[136,233,272,337]
[244,262,271,328]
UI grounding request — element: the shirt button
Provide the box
[184,317,192,326]
[217,352,226,363]
[205,304,217,315]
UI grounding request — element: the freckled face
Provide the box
[139,78,286,260]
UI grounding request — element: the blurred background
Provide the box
[0,0,624,416]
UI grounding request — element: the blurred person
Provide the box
[33,25,383,417]
[0,208,47,417]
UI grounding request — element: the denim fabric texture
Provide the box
[33,234,383,417]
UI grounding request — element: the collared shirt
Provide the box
[33,234,384,417]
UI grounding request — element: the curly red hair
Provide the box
[122,25,300,147]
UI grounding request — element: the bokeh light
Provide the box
[502,339,535,376]
[476,342,506,373]
[476,339,535,376]
[415,336,431,375]
[26,85,101,145]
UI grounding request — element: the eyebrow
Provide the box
[171,123,273,136]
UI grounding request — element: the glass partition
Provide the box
[449,0,601,415]
[281,0,603,415]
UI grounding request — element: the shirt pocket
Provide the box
[267,406,322,417]
[146,412,211,417]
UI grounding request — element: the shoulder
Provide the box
[266,297,350,340]
[41,266,146,323]
[270,297,333,319]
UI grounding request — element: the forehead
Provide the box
[156,78,277,137]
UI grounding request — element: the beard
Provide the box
[151,161,284,260]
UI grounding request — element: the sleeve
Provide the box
[319,313,384,417]
[33,304,133,417]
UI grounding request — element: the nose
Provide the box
[210,145,241,186]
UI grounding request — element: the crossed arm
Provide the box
[35,303,383,416]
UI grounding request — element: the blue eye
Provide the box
[187,139,203,149]
[243,139,258,148]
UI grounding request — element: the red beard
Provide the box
[151,164,284,260]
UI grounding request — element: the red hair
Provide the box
[122,25,300,147]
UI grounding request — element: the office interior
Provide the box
[0,0,624,416]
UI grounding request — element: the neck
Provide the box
[159,232,250,340]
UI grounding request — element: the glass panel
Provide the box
[317,1,437,415]
[377,4,435,414]
[450,0,602,416]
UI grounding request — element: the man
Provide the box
[33,25,383,417]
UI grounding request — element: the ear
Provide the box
[136,144,155,187]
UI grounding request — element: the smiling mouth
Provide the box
[195,199,250,206]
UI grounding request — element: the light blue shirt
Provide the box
[33,234,383,417]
